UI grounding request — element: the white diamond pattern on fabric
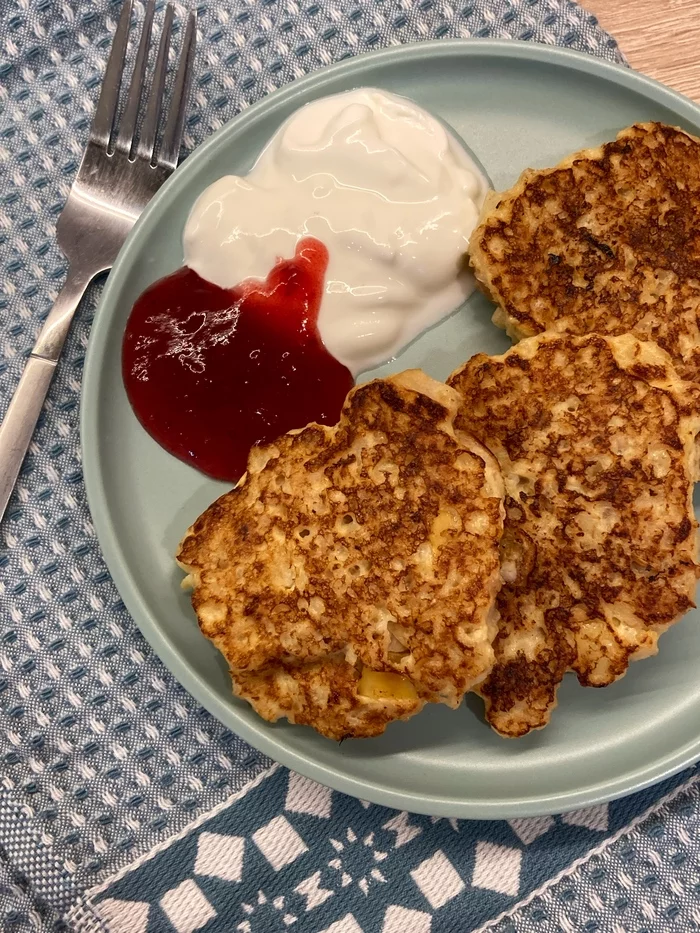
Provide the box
[561,804,610,832]
[96,898,150,933]
[411,850,466,909]
[194,831,245,883]
[382,905,433,933]
[252,815,309,870]
[160,879,217,933]
[472,841,522,897]
[320,914,365,933]
[508,816,555,846]
[285,772,333,818]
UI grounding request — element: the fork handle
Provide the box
[0,270,90,521]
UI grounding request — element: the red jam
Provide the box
[122,237,354,482]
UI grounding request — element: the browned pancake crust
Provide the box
[178,371,504,740]
[231,656,422,740]
[470,123,700,383]
[449,333,700,738]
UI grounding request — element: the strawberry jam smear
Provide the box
[122,237,354,482]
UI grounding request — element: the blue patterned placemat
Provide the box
[64,765,700,933]
[5,2,698,932]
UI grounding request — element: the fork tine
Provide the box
[136,3,173,163]
[115,0,155,157]
[157,11,196,170]
[90,0,133,150]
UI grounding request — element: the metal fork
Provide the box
[0,0,196,521]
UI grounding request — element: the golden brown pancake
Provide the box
[469,123,700,384]
[178,370,505,740]
[448,333,700,738]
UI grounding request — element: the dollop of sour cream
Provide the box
[184,88,488,374]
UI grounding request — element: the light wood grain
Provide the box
[585,0,700,103]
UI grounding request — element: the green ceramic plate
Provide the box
[81,40,700,818]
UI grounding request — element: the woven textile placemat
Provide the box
[5,2,699,932]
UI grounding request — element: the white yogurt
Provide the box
[183,88,488,374]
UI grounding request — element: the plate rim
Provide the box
[82,38,700,818]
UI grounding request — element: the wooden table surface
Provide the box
[586,0,700,103]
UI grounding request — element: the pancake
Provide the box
[177,370,505,740]
[469,123,700,384]
[448,333,700,737]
